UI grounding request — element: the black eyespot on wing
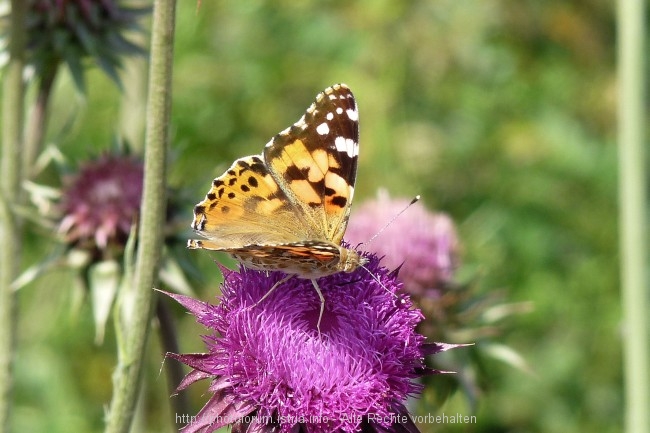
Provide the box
[284,164,307,181]
[249,161,267,175]
[331,196,347,208]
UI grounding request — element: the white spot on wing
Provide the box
[334,136,358,158]
[336,107,343,114]
[346,108,358,121]
[316,122,330,135]
[326,112,334,120]
[294,115,308,131]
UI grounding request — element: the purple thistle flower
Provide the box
[345,192,459,297]
[59,154,143,254]
[165,253,459,433]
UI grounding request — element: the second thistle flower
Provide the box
[59,154,143,258]
[346,191,460,297]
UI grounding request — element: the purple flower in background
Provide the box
[166,253,458,433]
[59,154,143,255]
[345,191,459,296]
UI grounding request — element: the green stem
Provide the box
[23,67,58,179]
[617,1,648,433]
[0,1,27,432]
[156,298,191,421]
[119,36,149,152]
[104,0,176,431]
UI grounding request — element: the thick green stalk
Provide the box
[104,0,176,432]
[617,1,648,433]
[0,1,27,432]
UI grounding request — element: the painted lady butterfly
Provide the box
[188,83,368,329]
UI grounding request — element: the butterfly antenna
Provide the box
[358,195,421,248]
[359,262,402,301]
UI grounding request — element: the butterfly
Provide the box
[188,83,368,330]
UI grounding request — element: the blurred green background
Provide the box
[13,0,620,432]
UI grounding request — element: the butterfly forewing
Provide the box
[263,84,359,244]
[190,155,313,249]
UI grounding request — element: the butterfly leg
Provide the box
[252,274,294,308]
[249,275,326,335]
[311,279,325,334]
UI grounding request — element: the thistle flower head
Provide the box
[59,154,143,256]
[166,253,457,433]
[345,192,459,296]
[22,0,147,89]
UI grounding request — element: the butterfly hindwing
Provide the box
[230,241,343,277]
[263,84,359,244]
